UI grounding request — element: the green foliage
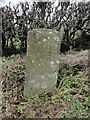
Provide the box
[28,98,31,103]
[18,106,24,113]
[13,88,18,97]
[28,115,32,118]
[7,65,25,82]
[63,96,71,102]
[7,54,20,60]
[0,54,20,60]
[0,56,6,60]
[45,95,49,101]
[57,64,84,89]
[70,98,89,118]
[62,102,65,107]
[71,99,84,112]
[60,114,75,118]
[0,99,2,105]
[30,94,40,102]
[51,94,58,100]
[84,97,90,107]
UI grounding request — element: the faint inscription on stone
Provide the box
[24,29,61,97]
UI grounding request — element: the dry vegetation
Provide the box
[1,49,89,119]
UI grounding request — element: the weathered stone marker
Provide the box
[24,29,62,97]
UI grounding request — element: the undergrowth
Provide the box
[1,53,90,118]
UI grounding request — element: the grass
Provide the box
[1,50,90,118]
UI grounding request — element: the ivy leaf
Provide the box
[51,95,58,100]
[71,104,77,112]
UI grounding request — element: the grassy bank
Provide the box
[1,50,89,118]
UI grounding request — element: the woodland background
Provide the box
[1,1,90,56]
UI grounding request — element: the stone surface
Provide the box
[24,29,62,97]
